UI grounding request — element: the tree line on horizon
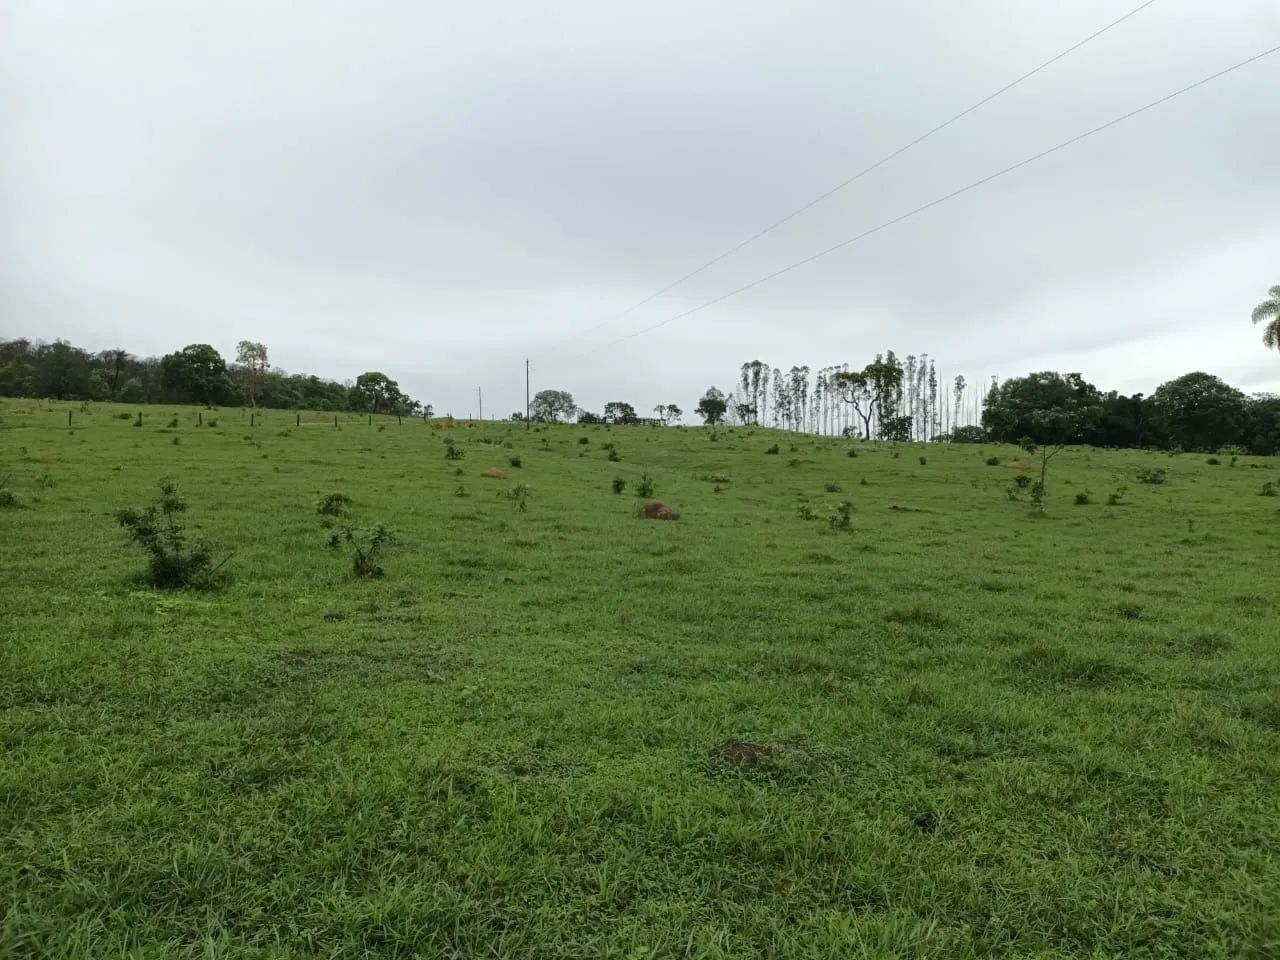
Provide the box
[0,338,427,417]
[4,285,1278,451]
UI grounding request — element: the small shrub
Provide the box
[454,484,468,497]
[635,473,655,498]
[705,473,730,484]
[1014,474,1032,489]
[207,418,217,428]
[509,484,531,512]
[798,503,815,521]
[115,412,132,421]
[1230,455,1239,468]
[607,448,621,462]
[846,448,858,458]
[824,482,842,493]
[1107,489,1126,506]
[1074,492,1091,505]
[116,481,225,589]
[444,439,465,460]
[36,473,55,490]
[1261,481,1276,498]
[328,524,391,579]
[918,456,927,466]
[0,481,17,509]
[1206,457,1221,466]
[829,501,853,530]
[787,458,801,468]
[167,417,179,428]
[317,493,352,517]
[1030,481,1046,508]
[985,456,1000,466]
[578,437,590,445]
[172,436,180,445]
[1136,467,1167,485]
[611,477,627,494]
[765,444,780,455]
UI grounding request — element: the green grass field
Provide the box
[2,398,1278,958]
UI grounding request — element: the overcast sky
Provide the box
[3,0,1278,417]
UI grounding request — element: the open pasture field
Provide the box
[2,398,1279,958]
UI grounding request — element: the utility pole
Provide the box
[525,359,530,431]
[478,386,482,422]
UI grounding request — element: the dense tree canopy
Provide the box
[696,387,728,425]
[0,337,423,414]
[1147,372,1248,452]
[982,372,1102,446]
[531,389,576,423]
[161,344,233,406]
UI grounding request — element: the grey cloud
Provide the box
[2,0,1277,417]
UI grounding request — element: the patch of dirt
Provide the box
[639,499,679,520]
[1006,459,1030,469]
[480,467,508,479]
[911,810,942,834]
[714,740,778,765]
[280,648,320,667]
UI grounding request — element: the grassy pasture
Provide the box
[2,398,1279,958]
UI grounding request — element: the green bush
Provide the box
[1262,481,1276,498]
[985,456,1000,466]
[327,524,391,579]
[765,444,780,455]
[116,481,225,589]
[317,492,352,517]
[1074,492,1091,505]
[829,501,853,530]
[508,455,522,468]
[635,473,655,498]
[1136,467,1167,485]
[611,478,626,494]
[607,448,621,462]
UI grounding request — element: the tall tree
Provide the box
[530,389,576,423]
[161,344,232,406]
[350,371,407,414]
[603,401,638,425]
[33,340,92,400]
[952,375,966,431]
[1148,372,1247,451]
[982,372,1102,445]
[1252,284,1280,353]
[695,386,728,425]
[235,341,270,408]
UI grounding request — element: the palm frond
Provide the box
[1253,298,1280,324]
[1264,320,1280,350]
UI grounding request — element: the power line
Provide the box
[556,43,1280,362]
[542,0,1164,352]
